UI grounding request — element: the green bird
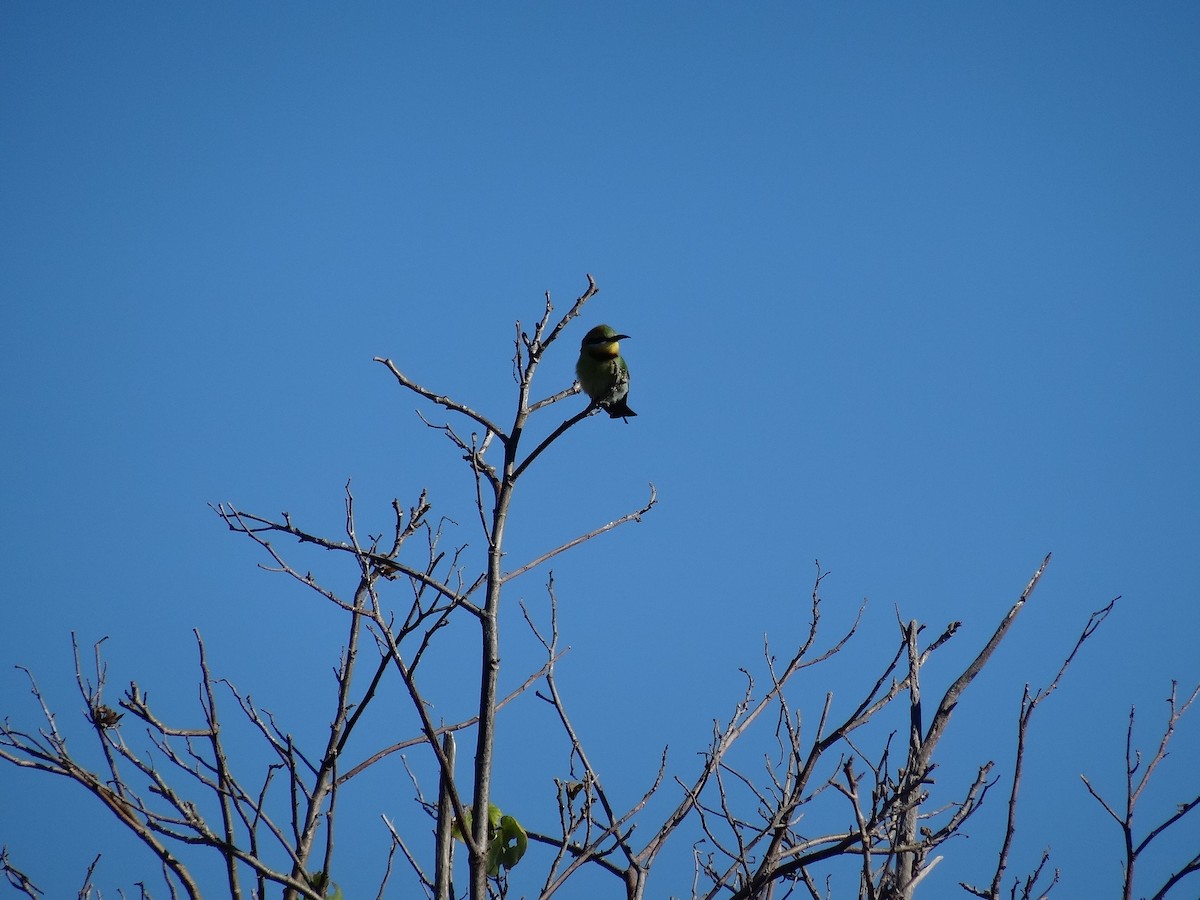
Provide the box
[576,324,637,420]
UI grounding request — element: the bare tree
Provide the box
[2,276,1195,899]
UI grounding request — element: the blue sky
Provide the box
[2,4,1198,897]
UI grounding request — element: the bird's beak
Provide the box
[613,334,631,341]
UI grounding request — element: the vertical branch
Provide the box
[196,632,243,900]
[893,619,923,898]
[467,275,600,900]
[836,759,877,900]
[435,733,457,900]
[1121,707,1138,900]
[469,447,514,898]
[286,486,372,898]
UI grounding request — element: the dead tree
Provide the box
[2,276,1192,899]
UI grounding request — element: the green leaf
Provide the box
[452,802,504,843]
[454,802,526,875]
[498,814,528,869]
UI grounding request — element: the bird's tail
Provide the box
[605,399,637,419]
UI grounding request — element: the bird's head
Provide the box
[581,324,631,358]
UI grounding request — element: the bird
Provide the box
[576,324,636,421]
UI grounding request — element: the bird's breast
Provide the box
[586,342,621,360]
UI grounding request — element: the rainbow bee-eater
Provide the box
[576,324,636,421]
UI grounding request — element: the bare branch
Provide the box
[1082,680,1200,900]
[334,656,556,785]
[921,554,1052,762]
[0,847,43,899]
[983,597,1118,898]
[373,356,508,442]
[510,404,598,482]
[504,484,657,583]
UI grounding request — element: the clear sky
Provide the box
[2,4,1198,897]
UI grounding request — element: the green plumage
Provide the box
[576,324,636,420]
